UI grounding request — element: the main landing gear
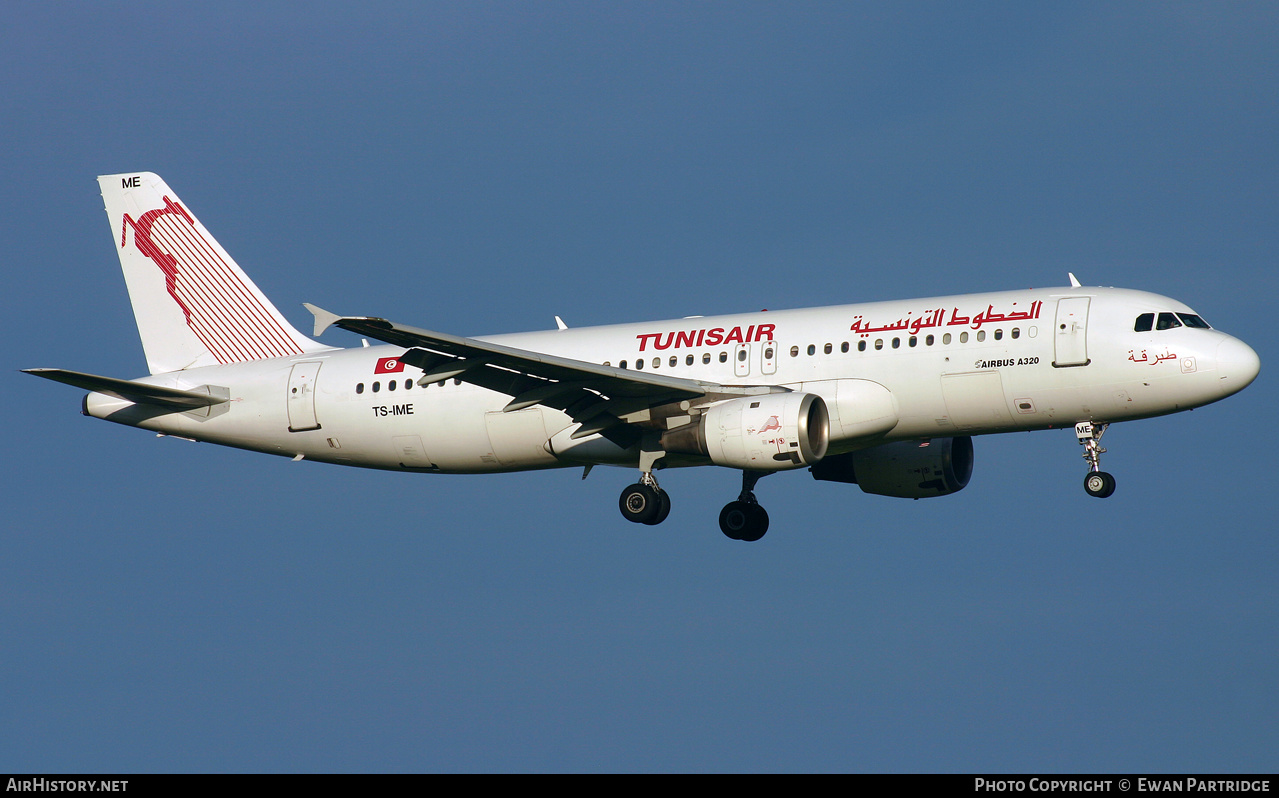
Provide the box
[615,455,772,542]
[718,471,770,542]
[619,443,671,526]
[1076,421,1116,498]
[619,475,671,525]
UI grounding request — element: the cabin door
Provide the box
[287,361,323,432]
[1053,298,1091,367]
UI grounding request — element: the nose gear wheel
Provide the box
[1076,421,1116,498]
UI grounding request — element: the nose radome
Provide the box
[1215,337,1260,391]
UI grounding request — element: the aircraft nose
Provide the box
[1215,336,1260,393]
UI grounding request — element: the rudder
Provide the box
[99,172,330,374]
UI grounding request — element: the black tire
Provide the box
[738,504,769,542]
[619,483,660,523]
[719,501,768,541]
[643,489,671,526]
[1083,471,1116,498]
[719,501,748,539]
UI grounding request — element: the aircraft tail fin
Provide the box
[98,172,330,374]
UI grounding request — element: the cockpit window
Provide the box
[1176,313,1211,329]
[1140,311,1210,332]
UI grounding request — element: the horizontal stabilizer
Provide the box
[23,368,228,410]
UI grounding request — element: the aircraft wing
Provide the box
[23,368,228,410]
[305,304,778,442]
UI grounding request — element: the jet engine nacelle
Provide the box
[810,436,973,498]
[662,392,830,471]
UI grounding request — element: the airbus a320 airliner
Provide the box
[27,173,1260,541]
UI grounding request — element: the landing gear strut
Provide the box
[719,471,770,542]
[1076,421,1116,498]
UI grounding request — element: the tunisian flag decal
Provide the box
[375,356,405,374]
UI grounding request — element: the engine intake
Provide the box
[662,393,829,470]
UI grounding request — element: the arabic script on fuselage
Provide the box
[848,301,1043,337]
[1128,348,1179,365]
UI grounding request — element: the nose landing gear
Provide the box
[1084,470,1116,498]
[1076,421,1116,498]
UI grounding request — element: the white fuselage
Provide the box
[84,286,1258,475]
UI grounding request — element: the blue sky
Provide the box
[3,2,1276,772]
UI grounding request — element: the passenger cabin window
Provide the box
[1135,313,1154,332]
[1156,312,1182,330]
